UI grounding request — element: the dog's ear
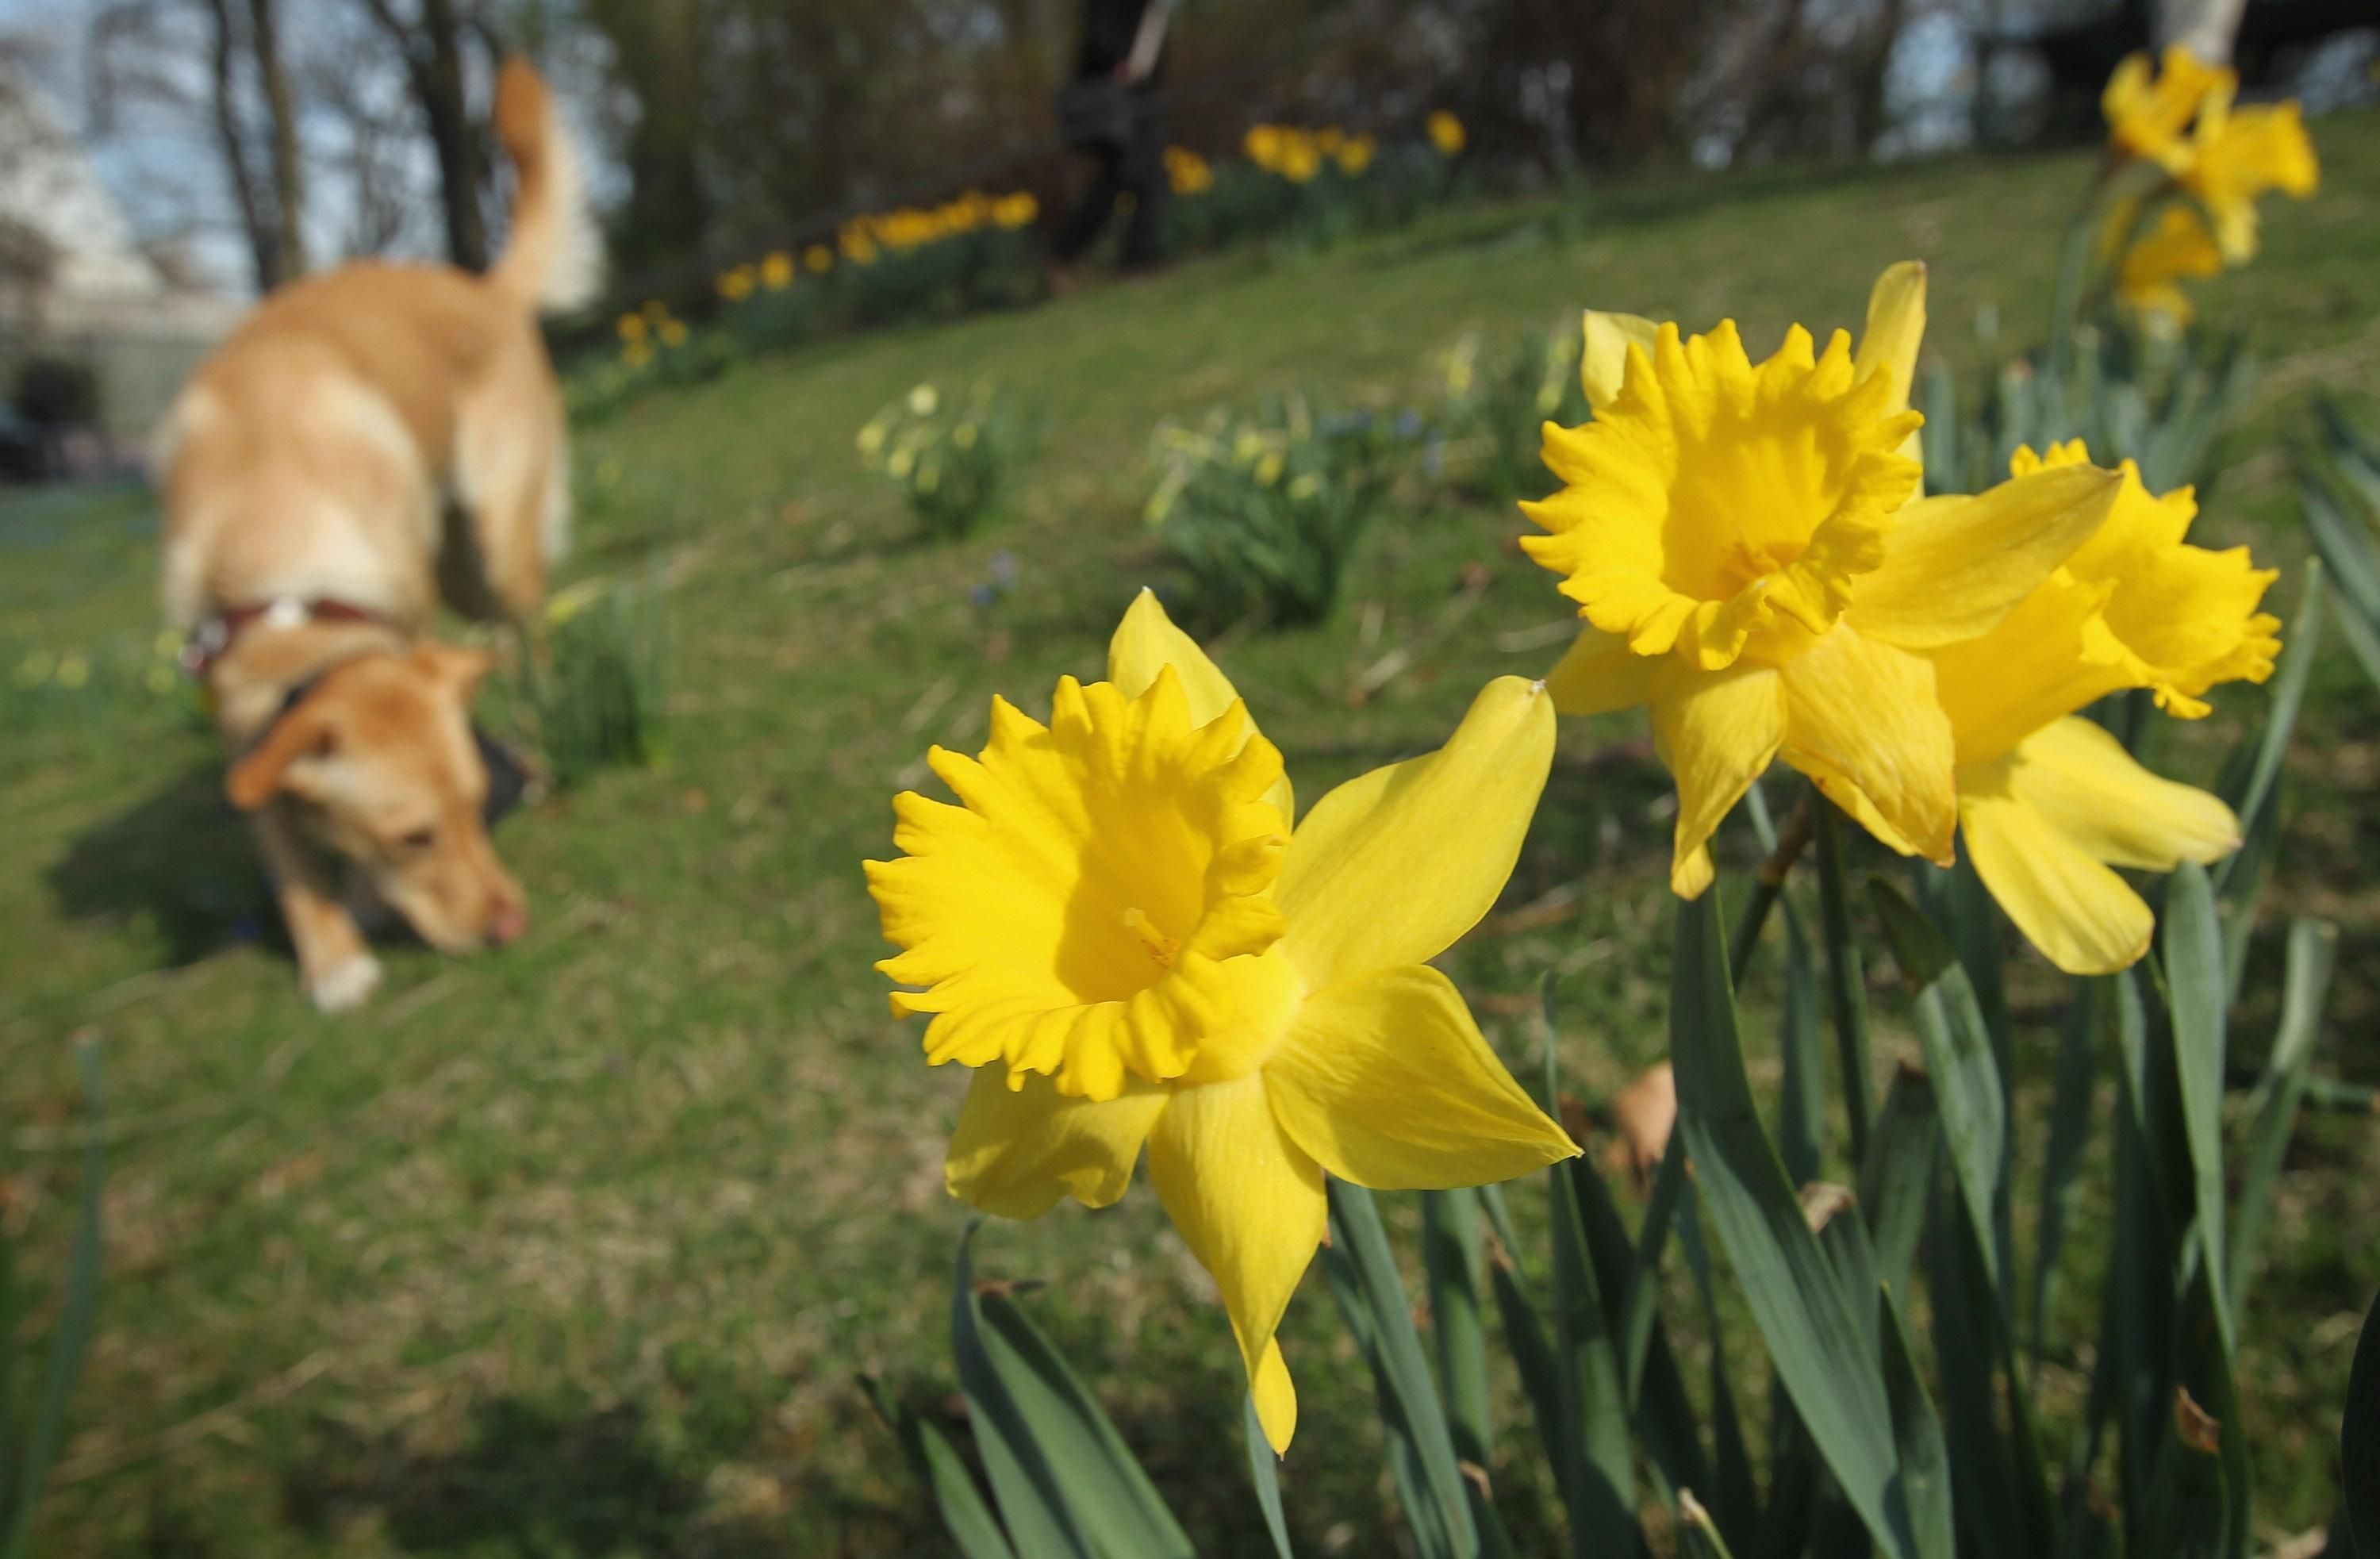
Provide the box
[416,645,497,698]
[226,705,340,811]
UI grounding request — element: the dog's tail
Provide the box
[489,58,601,314]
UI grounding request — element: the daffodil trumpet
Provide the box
[866,590,1577,1453]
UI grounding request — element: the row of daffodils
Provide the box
[864,50,2301,1456]
[2102,44,2318,327]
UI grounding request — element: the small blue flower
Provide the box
[969,584,998,609]
[1394,409,1425,440]
[1422,440,1445,477]
[989,551,1019,588]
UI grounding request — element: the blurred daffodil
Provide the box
[866,591,1576,1453]
[1426,109,1466,158]
[2103,45,2230,173]
[804,244,834,274]
[1926,441,2277,973]
[1527,263,2125,894]
[2115,203,2224,328]
[2178,83,2319,263]
[761,251,795,290]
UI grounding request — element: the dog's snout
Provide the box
[487,900,528,946]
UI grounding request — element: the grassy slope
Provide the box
[5,118,2378,1555]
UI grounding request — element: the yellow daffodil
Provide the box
[804,244,834,274]
[616,312,648,344]
[1526,263,2125,895]
[840,228,879,265]
[1277,132,1321,185]
[1334,133,1376,176]
[866,592,1576,1453]
[1925,442,2278,973]
[2103,45,2232,172]
[1426,110,1466,158]
[2178,83,2319,263]
[2116,203,2224,328]
[717,265,756,302]
[761,251,795,289]
[657,318,689,348]
[1244,125,1284,171]
[992,191,1039,229]
[1165,146,1214,195]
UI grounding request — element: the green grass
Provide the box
[6,119,2380,1555]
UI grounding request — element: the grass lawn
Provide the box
[6,117,2379,1556]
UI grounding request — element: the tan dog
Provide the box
[154,60,600,1011]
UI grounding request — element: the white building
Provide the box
[0,60,240,440]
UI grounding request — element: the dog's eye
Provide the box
[399,826,437,852]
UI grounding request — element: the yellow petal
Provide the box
[1853,260,1927,420]
[1276,676,1553,989]
[1778,623,1956,866]
[1852,463,2121,648]
[1925,570,2129,766]
[1264,965,1577,1188]
[1108,587,1242,721]
[2060,456,2281,717]
[944,1068,1169,1217]
[1580,309,1659,410]
[1107,588,1292,818]
[1996,716,2240,871]
[1147,1074,1326,1453]
[1960,769,2155,976]
[1250,1338,1296,1453]
[1649,659,1785,899]
[1545,624,1655,716]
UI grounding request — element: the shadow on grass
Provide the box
[44,760,274,966]
[283,1397,869,1557]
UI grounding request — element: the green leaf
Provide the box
[1815,804,1876,1163]
[1326,1182,1480,1557]
[1422,1189,1491,1469]
[1572,1153,1711,1528]
[950,1227,1193,1559]
[1546,1155,1637,1552]
[1776,900,1825,1188]
[1857,1064,1939,1309]
[1243,1395,1296,1559]
[1667,892,1922,1559]
[2031,981,2103,1361]
[2228,920,2338,1310]
[1879,1282,1955,1559]
[1319,1235,1458,1559]
[2163,864,2235,1353]
[1871,878,2009,1309]
[2215,562,2323,904]
[2,1042,102,1559]
[2344,1287,2380,1556]
[866,1377,1019,1559]
[2297,465,2380,625]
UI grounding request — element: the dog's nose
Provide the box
[487,900,528,946]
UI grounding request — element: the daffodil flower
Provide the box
[2103,45,2231,174]
[2178,80,2320,263]
[1526,263,2123,895]
[866,592,1576,1453]
[2116,204,2225,329]
[1926,441,2278,972]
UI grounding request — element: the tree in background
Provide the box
[357,0,496,271]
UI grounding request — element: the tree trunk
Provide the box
[360,0,489,271]
[247,0,307,282]
[199,0,281,293]
[2159,0,2247,63]
[1849,0,1908,154]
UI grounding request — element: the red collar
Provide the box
[182,598,399,679]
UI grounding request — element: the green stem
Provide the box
[1814,800,1875,1165]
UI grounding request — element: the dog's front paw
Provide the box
[307,954,384,1013]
